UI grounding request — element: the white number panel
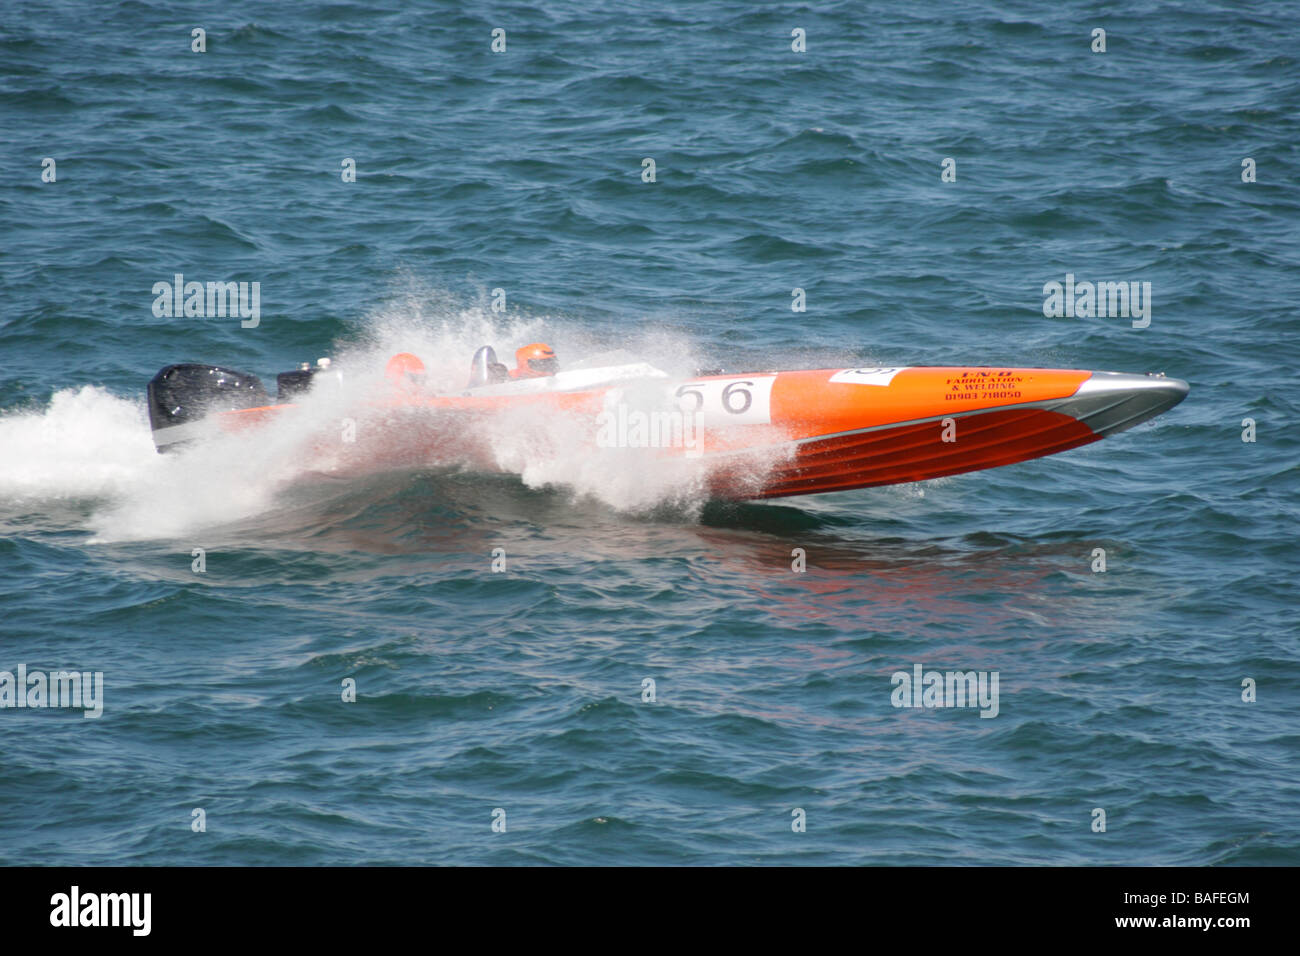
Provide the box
[670,375,776,425]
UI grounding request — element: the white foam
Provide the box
[1,296,796,541]
[0,386,160,503]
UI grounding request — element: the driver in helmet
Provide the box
[510,343,559,379]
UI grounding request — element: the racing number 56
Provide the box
[676,380,754,415]
[672,377,773,425]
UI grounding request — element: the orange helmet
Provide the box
[512,342,559,378]
[384,352,426,386]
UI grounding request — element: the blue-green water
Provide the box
[1,1,1297,865]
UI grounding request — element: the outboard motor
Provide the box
[466,346,510,388]
[147,363,270,452]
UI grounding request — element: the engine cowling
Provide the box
[146,363,269,452]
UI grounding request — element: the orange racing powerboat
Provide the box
[146,348,1188,500]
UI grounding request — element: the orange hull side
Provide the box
[765,367,1094,440]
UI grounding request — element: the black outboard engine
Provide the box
[466,346,510,388]
[147,363,269,452]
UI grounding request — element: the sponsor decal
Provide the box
[943,369,1025,403]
